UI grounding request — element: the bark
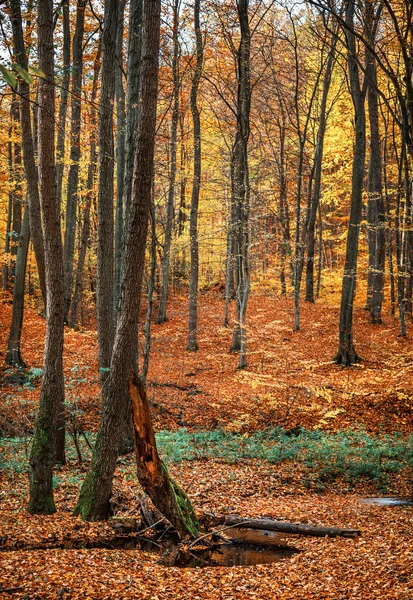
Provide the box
[230,0,251,369]
[334,0,366,366]
[394,142,407,337]
[70,39,101,329]
[157,0,180,324]
[365,1,385,324]
[56,0,70,213]
[10,97,22,271]
[141,198,157,383]
[123,0,143,230]
[28,0,65,514]
[96,0,119,375]
[114,0,126,316]
[204,514,360,539]
[130,375,198,537]
[9,0,46,308]
[5,200,30,368]
[305,34,336,303]
[74,0,161,521]
[187,0,203,352]
[3,101,18,291]
[63,0,86,323]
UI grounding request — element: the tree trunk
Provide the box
[130,375,198,537]
[157,0,180,324]
[114,0,126,317]
[365,1,385,324]
[334,0,366,366]
[123,0,143,231]
[5,200,30,368]
[141,197,157,383]
[305,33,336,303]
[75,0,161,521]
[69,38,101,329]
[96,0,119,376]
[63,0,86,323]
[56,0,70,213]
[28,0,65,515]
[9,0,47,308]
[204,514,360,539]
[187,0,203,352]
[231,0,251,369]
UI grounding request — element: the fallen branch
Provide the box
[149,380,191,391]
[203,514,361,539]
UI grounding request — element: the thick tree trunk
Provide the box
[63,0,86,323]
[75,0,161,521]
[56,0,70,213]
[157,0,180,324]
[28,0,65,515]
[334,0,366,366]
[9,0,47,308]
[187,0,203,352]
[96,0,119,375]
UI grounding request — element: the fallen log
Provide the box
[203,514,361,539]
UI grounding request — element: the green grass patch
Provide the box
[1,427,412,489]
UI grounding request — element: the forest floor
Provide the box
[1,289,413,599]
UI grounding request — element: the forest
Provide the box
[0,0,413,597]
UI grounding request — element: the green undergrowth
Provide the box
[157,427,413,486]
[1,427,413,490]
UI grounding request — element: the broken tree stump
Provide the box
[129,374,199,539]
[203,514,361,539]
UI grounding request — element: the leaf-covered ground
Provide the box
[1,291,413,598]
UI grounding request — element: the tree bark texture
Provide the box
[9,0,47,308]
[334,0,366,366]
[28,0,65,515]
[74,0,161,521]
[63,0,86,323]
[96,0,119,375]
[56,0,70,213]
[187,0,203,352]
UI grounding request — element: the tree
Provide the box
[365,0,385,324]
[96,0,119,375]
[70,38,102,329]
[187,0,203,352]
[75,0,163,521]
[230,0,251,370]
[6,0,46,368]
[28,0,65,514]
[157,0,181,324]
[305,24,337,303]
[63,0,87,323]
[56,0,70,212]
[334,0,367,365]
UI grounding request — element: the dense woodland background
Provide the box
[1,0,413,598]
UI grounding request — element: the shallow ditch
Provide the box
[0,533,299,568]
